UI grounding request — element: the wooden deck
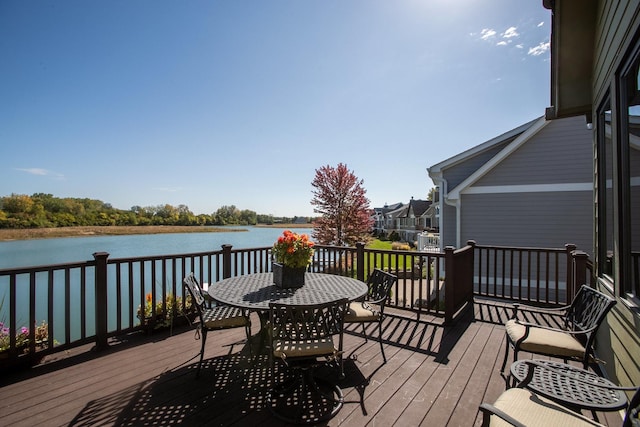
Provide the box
[0,299,625,426]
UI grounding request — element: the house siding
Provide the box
[460,192,593,253]
[442,141,512,190]
[440,202,457,248]
[593,0,638,106]
[474,116,593,186]
[591,0,640,389]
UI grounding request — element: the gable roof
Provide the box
[428,117,541,175]
[447,117,548,202]
[386,198,431,218]
[407,199,431,217]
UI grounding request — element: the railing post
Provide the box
[565,244,577,302]
[93,251,109,351]
[356,242,365,282]
[444,246,456,325]
[222,244,232,279]
[572,250,589,300]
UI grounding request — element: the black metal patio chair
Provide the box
[500,284,616,373]
[344,268,397,363]
[267,298,349,425]
[183,273,251,377]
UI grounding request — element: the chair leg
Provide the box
[361,323,367,342]
[378,321,386,363]
[500,340,510,373]
[197,328,207,378]
[242,310,253,357]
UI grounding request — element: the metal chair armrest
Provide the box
[369,295,388,306]
[479,403,527,427]
[511,302,571,320]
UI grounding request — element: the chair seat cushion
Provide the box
[505,319,586,358]
[488,387,603,427]
[273,337,336,359]
[202,306,248,329]
[344,301,381,322]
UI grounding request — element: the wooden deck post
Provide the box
[356,242,365,282]
[572,250,589,300]
[565,244,577,301]
[222,244,232,279]
[444,246,456,324]
[93,251,109,351]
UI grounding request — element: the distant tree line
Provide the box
[0,193,312,229]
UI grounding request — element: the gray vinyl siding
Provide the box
[474,116,593,186]
[442,140,512,190]
[593,0,636,106]
[440,202,457,248]
[459,191,593,254]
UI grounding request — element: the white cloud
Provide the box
[16,168,64,179]
[480,28,497,40]
[18,168,48,175]
[153,187,182,192]
[515,44,524,49]
[528,41,550,56]
[497,41,508,46]
[537,21,544,27]
[502,27,519,38]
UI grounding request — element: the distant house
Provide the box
[372,202,403,235]
[427,115,594,255]
[372,198,435,243]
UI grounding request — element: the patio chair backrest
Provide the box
[269,298,348,341]
[624,386,640,427]
[366,269,397,305]
[565,285,616,334]
[183,273,206,315]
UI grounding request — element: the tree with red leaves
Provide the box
[310,163,373,246]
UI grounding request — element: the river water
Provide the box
[0,227,314,341]
[0,226,313,269]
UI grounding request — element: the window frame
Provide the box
[596,37,640,304]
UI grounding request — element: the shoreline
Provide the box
[0,224,314,242]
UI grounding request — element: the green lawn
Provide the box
[364,239,417,271]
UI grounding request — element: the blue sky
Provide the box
[0,1,551,217]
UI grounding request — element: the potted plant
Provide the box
[271,230,315,288]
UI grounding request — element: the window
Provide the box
[597,100,614,282]
[598,42,640,299]
[623,63,640,297]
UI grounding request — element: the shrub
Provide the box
[137,293,194,329]
[391,242,411,251]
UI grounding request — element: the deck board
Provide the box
[0,299,625,427]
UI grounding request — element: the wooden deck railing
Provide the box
[472,242,593,305]
[0,241,592,366]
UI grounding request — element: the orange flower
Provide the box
[272,230,315,268]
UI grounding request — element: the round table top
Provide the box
[207,272,369,311]
[510,359,628,411]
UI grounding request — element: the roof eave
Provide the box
[545,0,597,120]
